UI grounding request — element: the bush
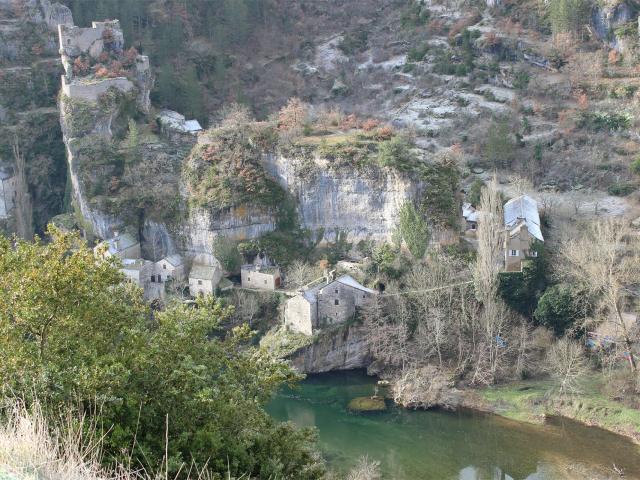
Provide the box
[395,202,429,259]
[401,0,430,28]
[484,118,517,168]
[629,156,640,175]
[407,43,430,62]
[534,283,588,335]
[377,136,418,171]
[338,29,369,54]
[607,183,636,196]
[576,111,632,132]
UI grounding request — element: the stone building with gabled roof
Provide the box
[155,254,185,283]
[503,195,544,271]
[285,274,377,335]
[189,263,223,297]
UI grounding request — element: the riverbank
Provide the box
[460,376,640,445]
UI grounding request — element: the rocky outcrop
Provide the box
[262,152,419,242]
[289,324,371,373]
[185,207,276,254]
[591,2,638,52]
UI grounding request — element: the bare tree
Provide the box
[284,260,322,289]
[231,290,260,326]
[559,218,639,373]
[545,337,589,395]
[346,456,381,480]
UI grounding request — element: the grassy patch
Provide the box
[479,376,640,441]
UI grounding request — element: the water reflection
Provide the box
[267,370,640,479]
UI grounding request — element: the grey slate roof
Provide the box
[190,264,218,280]
[105,233,138,255]
[335,275,377,294]
[504,195,543,241]
[162,254,184,267]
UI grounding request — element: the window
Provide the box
[151,275,155,283]
[247,276,250,281]
[470,223,476,230]
[335,289,338,293]
[509,249,519,257]
[198,280,202,285]
[158,275,162,282]
[334,299,339,306]
[363,295,366,298]
[530,251,538,257]
[163,264,167,269]
[264,279,267,284]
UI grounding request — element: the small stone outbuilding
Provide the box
[240,264,281,291]
[285,275,377,336]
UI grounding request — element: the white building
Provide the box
[157,110,202,137]
[121,258,153,286]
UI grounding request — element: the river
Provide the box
[267,370,640,479]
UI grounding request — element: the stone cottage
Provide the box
[285,275,377,336]
[503,195,543,271]
[240,264,281,291]
[154,254,185,283]
[189,262,223,297]
[157,110,202,141]
[94,232,141,260]
[0,166,16,219]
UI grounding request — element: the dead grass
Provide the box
[0,400,224,480]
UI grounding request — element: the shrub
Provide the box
[395,202,429,259]
[338,29,369,54]
[629,156,640,175]
[534,283,588,335]
[401,0,430,28]
[576,111,632,132]
[377,136,417,171]
[407,43,430,62]
[484,118,517,168]
[362,118,380,131]
[607,183,635,196]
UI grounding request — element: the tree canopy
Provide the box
[0,227,324,478]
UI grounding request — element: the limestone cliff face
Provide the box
[262,152,419,243]
[289,324,371,373]
[184,207,276,253]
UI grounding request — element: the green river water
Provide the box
[267,370,640,479]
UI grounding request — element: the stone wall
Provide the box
[284,295,315,336]
[317,283,358,327]
[61,76,134,102]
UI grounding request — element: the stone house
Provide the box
[94,232,141,260]
[285,275,377,336]
[189,263,223,297]
[0,166,16,219]
[503,195,543,272]
[462,202,479,233]
[240,264,281,290]
[154,254,185,283]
